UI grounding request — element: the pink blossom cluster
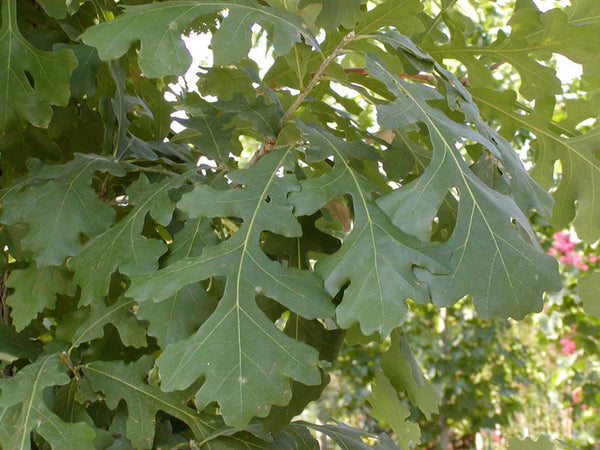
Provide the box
[547,231,598,271]
[559,337,577,355]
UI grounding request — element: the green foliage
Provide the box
[579,272,600,318]
[0,354,96,450]
[368,371,421,448]
[508,435,554,449]
[0,0,598,448]
[0,0,77,131]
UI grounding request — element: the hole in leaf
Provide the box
[431,190,458,242]
[211,217,242,240]
[256,294,287,323]
[264,194,271,203]
[274,310,290,332]
[24,71,34,88]
[316,195,353,238]
[260,214,341,269]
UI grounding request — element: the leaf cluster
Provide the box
[0,0,598,448]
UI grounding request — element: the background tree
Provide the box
[0,0,598,448]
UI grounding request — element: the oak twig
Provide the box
[280,31,357,127]
[247,32,356,168]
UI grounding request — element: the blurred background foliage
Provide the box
[303,227,600,448]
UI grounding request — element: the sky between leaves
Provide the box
[177,0,582,101]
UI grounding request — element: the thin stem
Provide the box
[0,269,8,324]
[59,352,81,380]
[246,32,356,169]
[279,31,356,127]
[421,0,458,41]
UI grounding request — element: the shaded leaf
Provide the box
[129,150,334,428]
[302,421,398,449]
[69,173,193,305]
[215,93,283,139]
[6,264,76,331]
[0,154,124,267]
[36,0,68,19]
[263,315,344,432]
[173,99,242,164]
[64,297,147,350]
[83,356,220,449]
[0,0,77,131]
[53,44,102,98]
[0,323,41,363]
[137,283,216,348]
[0,354,95,450]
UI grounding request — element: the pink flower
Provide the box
[572,387,583,403]
[560,255,571,264]
[549,231,592,270]
[559,338,576,355]
[582,403,588,410]
[491,431,501,442]
[553,231,569,241]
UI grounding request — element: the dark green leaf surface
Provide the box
[69,173,192,305]
[0,0,77,131]
[129,150,334,428]
[83,356,220,449]
[0,1,585,445]
[0,355,96,450]
[290,122,446,336]
[0,323,41,363]
[0,154,124,266]
[137,283,216,348]
[6,264,76,331]
[65,297,147,350]
[367,49,560,319]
